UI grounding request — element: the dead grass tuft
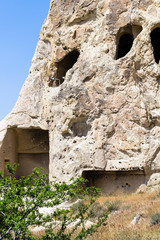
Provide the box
[86,190,160,240]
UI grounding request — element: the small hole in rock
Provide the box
[62,132,72,139]
[70,118,91,137]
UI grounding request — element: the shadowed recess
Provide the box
[56,50,80,86]
[117,34,134,59]
[82,170,145,194]
[150,28,160,64]
[116,24,142,60]
[1,128,49,178]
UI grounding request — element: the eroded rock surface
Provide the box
[1,0,160,193]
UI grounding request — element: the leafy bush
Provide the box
[0,164,109,240]
[70,200,85,214]
[150,212,160,226]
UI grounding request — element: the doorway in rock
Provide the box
[82,170,145,194]
[150,27,160,64]
[17,153,49,177]
[15,128,49,178]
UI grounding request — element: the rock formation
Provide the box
[1,0,160,193]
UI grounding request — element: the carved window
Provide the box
[117,34,134,59]
[150,28,160,64]
[55,50,80,86]
[116,24,142,60]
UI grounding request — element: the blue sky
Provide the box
[0,0,51,121]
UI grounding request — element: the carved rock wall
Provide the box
[1,0,160,193]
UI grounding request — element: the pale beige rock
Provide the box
[1,0,160,193]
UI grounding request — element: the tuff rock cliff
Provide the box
[1,0,160,193]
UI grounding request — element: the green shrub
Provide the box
[150,212,160,226]
[70,200,85,214]
[0,164,109,240]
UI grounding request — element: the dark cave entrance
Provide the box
[55,50,80,86]
[116,34,134,59]
[82,170,146,194]
[0,128,49,178]
[115,24,142,60]
[150,28,160,64]
[16,129,49,178]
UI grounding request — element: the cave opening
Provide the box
[150,28,160,64]
[0,128,49,178]
[56,50,80,86]
[115,24,142,60]
[116,34,134,59]
[82,170,145,194]
[16,129,49,178]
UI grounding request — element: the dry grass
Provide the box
[32,191,160,239]
[87,191,160,240]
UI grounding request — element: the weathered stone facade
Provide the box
[1,0,160,193]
